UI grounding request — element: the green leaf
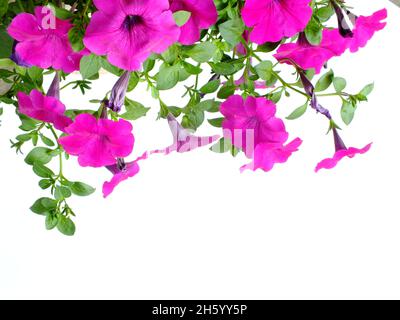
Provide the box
[315,70,334,92]
[45,213,59,230]
[217,84,236,99]
[127,72,140,91]
[28,67,43,85]
[0,26,13,59]
[333,77,347,93]
[0,0,8,18]
[360,83,374,97]
[80,54,101,79]
[70,182,96,197]
[219,18,245,47]
[39,179,52,190]
[286,102,308,120]
[305,18,322,45]
[209,62,243,76]
[162,45,179,64]
[182,62,202,75]
[100,57,123,76]
[187,43,217,63]
[33,163,55,178]
[120,98,150,120]
[57,215,76,236]
[25,147,53,166]
[40,135,55,147]
[200,79,220,94]
[48,4,74,19]
[341,100,356,125]
[316,6,334,22]
[54,186,72,200]
[30,198,58,215]
[210,138,239,156]
[208,117,224,128]
[173,10,191,27]
[68,27,85,52]
[196,99,219,112]
[255,61,273,81]
[157,65,180,90]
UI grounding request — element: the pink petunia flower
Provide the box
[152,114,219,154]
[274,30,349,74]
[7,6,87,73]
[59,114,134,168]
[241,138,302,172]
[84,0,180,71]
[315,128,372,172]
[17,89,72,132]
[220,95,290,158]
[348,9,387,53]
[169,0,218,45]
[242,0,312,44]
[103,152,148,198]
[220,95,301,172]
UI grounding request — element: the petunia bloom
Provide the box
[106,71,131,113]
[242,0,312,44]
[7,6,86,73]
[151,114,219,154]
[274,30,349,74]
[348,9,387,53]
[315,128,372,172]
[241,138,302,172]
[59,114,134,168]
[169,0,218,45]
[84,0,180,71]
[103,152,148,198]
[17,89,72,132]
[220,95,301,171]
[220,95,289,158]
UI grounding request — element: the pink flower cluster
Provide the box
[9,0,387,200]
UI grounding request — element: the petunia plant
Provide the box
[0,0,390,235]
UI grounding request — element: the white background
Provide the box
[1,1,399,300]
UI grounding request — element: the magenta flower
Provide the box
[84,0,180,71]
[315,128,372,172]
[103,152,148,198]
[17,90,72,132]
[242,0,312,44]
[241,138,302,173]
[274,30,349,74]
[315,144,372,172]
[59,114,134,168]
[170,0,218,45]
[7,6,86,73]
[220,95,301,171]
[220,95,289,158]
[152,114,219,154]
[348,9,387,53]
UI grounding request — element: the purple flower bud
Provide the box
[299,72,332,120]
[332,0,354,38]
[333,127,347,151]
[46,72,60,100]
[107,71,131,113]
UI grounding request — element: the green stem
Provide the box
[48,125,64,179]
[274,72,308,97]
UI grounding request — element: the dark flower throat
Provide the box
[123,15,143,30]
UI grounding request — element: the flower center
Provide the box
[123,15,143,31]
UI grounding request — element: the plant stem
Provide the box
[274,72,308,97]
